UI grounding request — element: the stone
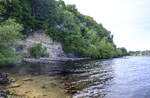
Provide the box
[0,90,10,98]
[66,90,79,94]
[0,73,9,85]
[9,83,21,88]
[10,78,16,83]
[23,78,33,81]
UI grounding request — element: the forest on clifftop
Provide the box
[0,0,127,65]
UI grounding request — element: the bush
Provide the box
[29,43,48,58]
[0,48,21,65]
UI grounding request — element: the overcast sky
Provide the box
[63,0,150,51]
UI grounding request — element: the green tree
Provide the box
[115,47,128,57]
[98,38,116,59]
[0,19,23,65]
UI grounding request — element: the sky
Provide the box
[63,0,150,51]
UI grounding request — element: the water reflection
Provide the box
[70,60,115,98]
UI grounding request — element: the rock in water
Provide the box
[0,73,9,85]
[0,90,10,98]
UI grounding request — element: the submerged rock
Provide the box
[41,85,46,89]
[66,90,79,95]
[50,83,57,88]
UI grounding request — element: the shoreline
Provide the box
[22,57,91,64]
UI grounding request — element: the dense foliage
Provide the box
[115,47,128,57]
[0,0,128,65]
[29,43,48,58]
[0,19,23,65]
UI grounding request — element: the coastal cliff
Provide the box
[18,30,67,58]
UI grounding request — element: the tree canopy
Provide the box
[0,0,128,65]
[0,19,23,65]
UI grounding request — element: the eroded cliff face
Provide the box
[18,30,67,58]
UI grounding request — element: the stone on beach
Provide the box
[0,73,9,85]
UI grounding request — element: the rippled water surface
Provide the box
[1,56,150,98]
